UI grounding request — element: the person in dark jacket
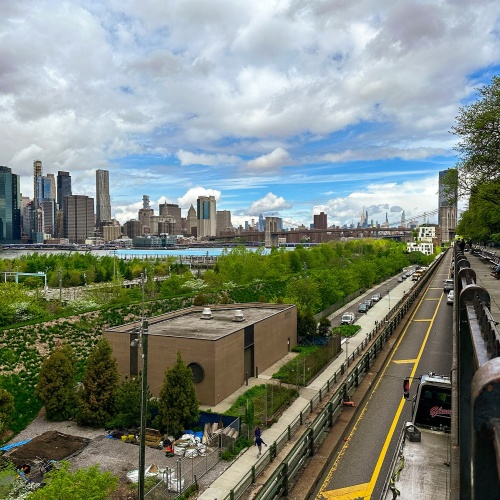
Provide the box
[255,435,267,457]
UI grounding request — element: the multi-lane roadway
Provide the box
[315,252,453,500]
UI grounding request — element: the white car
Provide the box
[372,293,382,302]
[443,279,454,292]
[341,312,355,325]
[447,290,454,305]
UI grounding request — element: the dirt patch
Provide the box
[7,430,90,467]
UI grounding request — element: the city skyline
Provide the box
[1,2,499,228]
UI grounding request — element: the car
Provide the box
[443,279,454,292]
[402,274,408,279]
[364,298,373,308]
[398,277,403,282]
[358,303,368,313]
[341,312,355,325]
[447,290,454,305]
[372,293,382,302]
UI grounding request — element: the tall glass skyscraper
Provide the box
[57,171,72,210]
[0,166,21,243]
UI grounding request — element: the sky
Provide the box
[1,0,500,229]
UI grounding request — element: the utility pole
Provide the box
[138,272,149,500]
[58,268,62,302]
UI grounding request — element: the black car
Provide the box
[358,303,368,313]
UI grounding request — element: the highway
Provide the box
[314,252,454,500]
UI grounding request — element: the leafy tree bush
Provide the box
[26,461,118,500]
[35,344,77,421]
[0,388,14,436]
[297,311,317,337]
[318,316,331,336]
[156,353,199,436]
[76,338,120,427]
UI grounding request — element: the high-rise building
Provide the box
[63,195,94,244]
[258,213,265,232]
[159,203,182,235]
[123,219,142,239]
[138,195,154,231]
[46,173,56,200]
[197,196,216,238]
[57,171,72,210]
[187,204,197,236]
[40,199,56,236]
[0,166,21,243]
[313,212,327,230]
[33,160,42,208]
[96,169,111,224]
[216,210,232,235]
[438,169,458,243]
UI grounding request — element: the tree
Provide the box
[157,352,199,436]
[76,338,120,427]
[297,311,317,338]
[318,316,331,337]
[0,388,14,435]
[27,461,118,500]
[35,344,77,421]
[449,75,500,203]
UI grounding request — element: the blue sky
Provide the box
[1,1,500,228]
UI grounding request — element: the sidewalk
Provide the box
[467,252,500,321]
[198,276,413,499]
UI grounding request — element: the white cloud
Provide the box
[177,187,221,209]
[247,192,292,215]
[246,147,291,172]
[176,149,243,167]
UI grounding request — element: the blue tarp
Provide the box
[0,439,31,452]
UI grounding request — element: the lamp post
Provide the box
[138,272,149,500]
[58,268,62,302]
[345,336,349,366]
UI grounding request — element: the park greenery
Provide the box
[0,239,435,440]
[445,75,500,244]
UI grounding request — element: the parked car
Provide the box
[447,290,455,305]
[358,303,368,313]
[398,277,403,282]
[341,312,355,325]
[372,293,382,302]
[443,279,454,292]
[364,298,373,308]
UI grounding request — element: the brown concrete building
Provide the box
[104,303,297,406]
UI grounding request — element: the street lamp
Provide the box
[58,268,62,302]
[344,336,349,367]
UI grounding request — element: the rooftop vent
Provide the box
[233,309,245,322]
[201,307,212,320]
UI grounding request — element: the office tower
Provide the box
[63,195,94,244]
[96,169,111,224]
[159,203,182,234]
[103,224,121,242]
[216,210,232,235]
[40,199,56,236]
[33,160,42,208]
[123,219,142,239]
[187,204,197,236]
[138,195,154,230]
[46,173,56,200]
[197,196,216,238]
[438,169,458,243]
[314,212,327,230]
[0,166,21,243]
[57,171,72,210]
[401,210,406,228]
[258,213,265,232]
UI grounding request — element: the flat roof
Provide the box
[104,304,295,341]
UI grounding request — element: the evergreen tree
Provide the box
[77,338,120,427]
[318,316,331,337]
[0,388,14,434]
[35,344,76,421]
[157,352,199,436]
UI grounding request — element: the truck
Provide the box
[383,372,451,499]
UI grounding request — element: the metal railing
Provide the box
[452,248,500,500]
[223,256,443,499]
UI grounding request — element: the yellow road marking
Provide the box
[393,359,417,364]
[317,280,444,499]
[426,297,441,300]
[413,319,432,322]
[321,483,371,499]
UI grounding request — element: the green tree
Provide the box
[157,352,199,436]
[0,388,14,435]
[27,461,118,500]
[35,344,77,421]
[297,311,317,338]
[76,338,120,427]
[284,276,321,315]
[318,316,331,337]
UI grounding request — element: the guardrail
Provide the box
[223,255,443,500]
[453,248,500,500]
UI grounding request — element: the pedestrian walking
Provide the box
[254,426,261,439]
[255,435,267,457]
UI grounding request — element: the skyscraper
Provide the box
[63,195,94,244]
[438,169,458,243]
[57,171,72,210]
[46,173,56,200]
[33,160,42,208]
[313,212,327,230]
[96,169,111,225]
[216,210,232,235]
[197,195,216,238]
[187,204,197,236]
[0,166,21,243]
[159,203,182,234]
